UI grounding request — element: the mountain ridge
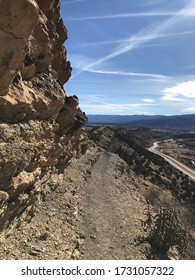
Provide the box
[87,114,195,130]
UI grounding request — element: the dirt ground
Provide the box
[0,144,149,259]
[79,150,147,259]
[0,141,194,260]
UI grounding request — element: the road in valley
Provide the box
[149,142,195,181]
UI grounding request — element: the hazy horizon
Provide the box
[86,113,195,116]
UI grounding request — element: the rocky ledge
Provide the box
[0,0,87,232]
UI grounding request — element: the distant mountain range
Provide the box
[87,114,163,124]
[87,114,195,130]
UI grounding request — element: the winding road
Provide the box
[149,142,195,181]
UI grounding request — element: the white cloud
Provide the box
[143,98,155,103]
[183,107,195,112]
[161,93,184,101]
[161,80,195,106]
[81,102,149,114]
[80,98,158,114]
[162,81,195,98]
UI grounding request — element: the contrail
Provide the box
[68,9,195,20]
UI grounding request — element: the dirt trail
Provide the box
[0,146,147,260]
[80,151,146,260]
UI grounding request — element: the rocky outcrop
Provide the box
[0,0,87,231]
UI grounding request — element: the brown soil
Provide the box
[0,144,148,259]
[0,138,194,260]
[79,150,147,259]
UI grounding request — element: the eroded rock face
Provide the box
[0,0,87,231]
[0,0,74,121]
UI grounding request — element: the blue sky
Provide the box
[61,0,195,115]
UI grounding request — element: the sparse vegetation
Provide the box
[139,206,194,259]
[89,126,195,259]
[90,126,195,210]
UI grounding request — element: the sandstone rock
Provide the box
[11,168,41,195]
[0,0,39,93]
[0,0,88,233]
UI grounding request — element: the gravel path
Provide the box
[80,151,147,259]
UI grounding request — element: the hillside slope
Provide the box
[1,127,194,260]
[89,126,195,208]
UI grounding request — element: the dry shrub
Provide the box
[145,186,160,206]
[139,207,194,259]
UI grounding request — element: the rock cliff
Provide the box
[0,0,87,231]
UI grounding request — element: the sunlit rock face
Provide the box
[0,0,87,230]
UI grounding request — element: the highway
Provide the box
[149,142,195,181]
